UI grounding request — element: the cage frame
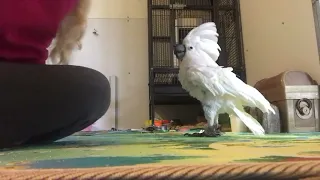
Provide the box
[148,0,246,122]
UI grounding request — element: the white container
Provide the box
[230,115,248,133]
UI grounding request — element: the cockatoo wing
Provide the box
[184,22,221,62]
[186,66,275,114]
[186,66,237,98]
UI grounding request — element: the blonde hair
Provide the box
[49,0,91,65]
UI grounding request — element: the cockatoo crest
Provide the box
[183,22,221,62]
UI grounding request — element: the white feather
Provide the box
[184,22,221,62]
[231,107,265,136]
[178,22,275,136]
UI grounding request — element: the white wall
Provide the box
[240,0,319,85]
[70,0,149,129]
[88,0,147,19]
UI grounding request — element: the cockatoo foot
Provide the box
[183,124,223,137]
[204,124,223,137]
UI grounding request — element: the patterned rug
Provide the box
[1,131,320,169]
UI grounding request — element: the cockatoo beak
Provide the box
[174,44,186,60]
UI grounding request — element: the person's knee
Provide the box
[72,66,111,120]
[93,70,111,118]
[87,68,111,118]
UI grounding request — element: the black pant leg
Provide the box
[0,62,110,148]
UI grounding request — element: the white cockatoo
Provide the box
[174,22,275,136]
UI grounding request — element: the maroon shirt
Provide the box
[0,0,78,64]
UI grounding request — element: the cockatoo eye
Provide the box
[188,46,193,50]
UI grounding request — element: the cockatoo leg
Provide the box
[201,104,222,137]
[204,116,222,137]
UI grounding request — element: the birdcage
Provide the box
[148,0,246,120]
